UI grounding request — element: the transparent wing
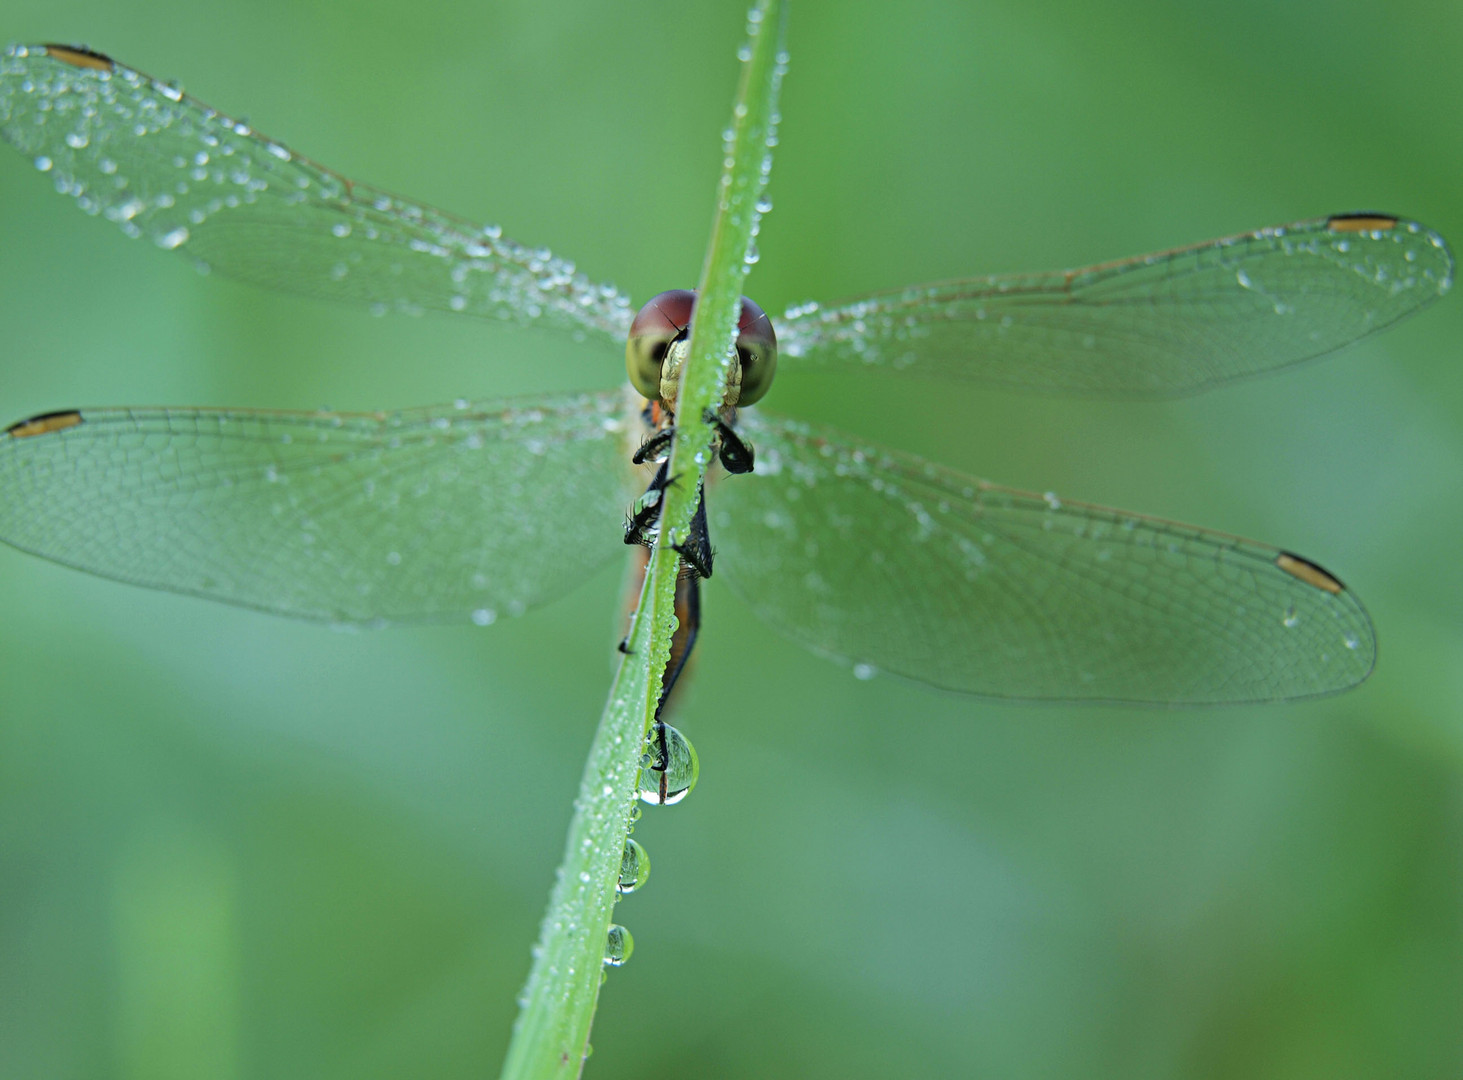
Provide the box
[0,391,637,624]
[0,44,633,339]
[713,412,1374,703]
[778,215,1453,397]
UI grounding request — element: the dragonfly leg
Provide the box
[635,412,751,474]
[624,459,673,548]
[624,459,713,578]
[703,408,755,474]
[672,489,714,579]
[632,427,675,465]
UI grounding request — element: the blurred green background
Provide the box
[2,0,1461,1077]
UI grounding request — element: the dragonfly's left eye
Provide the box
[733,296,777,406]
[627,290,695,400]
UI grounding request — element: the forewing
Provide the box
[714,412,1374,703]
[0,391,636,624]
[0,44,634,339]
[778,216,1452,397]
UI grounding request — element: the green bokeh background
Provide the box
[3,1,1460,1077]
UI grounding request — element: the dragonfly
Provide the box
[0,43,1452,705]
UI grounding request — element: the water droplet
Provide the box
[604,924,634,967]
[743,243,760,265]
[154,226,190,250]
[755,195,773,214]
[471,608,496,626]
[617,838,650,894]
[638,722,698,806]
[1344,632,1360,650]
[853,663,876,681]
[1282,605,1299,628]
[34,155,52,172]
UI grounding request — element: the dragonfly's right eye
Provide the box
[627,290,696,401]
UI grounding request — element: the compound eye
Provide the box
[733,296,778,406]
[626,290,696,400]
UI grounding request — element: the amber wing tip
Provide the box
[1275,551,1346,595]
[1325,212,1400,233]
[5,410,83,438]
[38,44,115,71]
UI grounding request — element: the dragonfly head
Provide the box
[626,289,777,413]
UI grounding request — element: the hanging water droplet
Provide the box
[755,194,773,214]
[617,838,650,894]
[604,924,634,967]
[1282,604,1299,628]
[743,243,760,265]
[638,722,699,806]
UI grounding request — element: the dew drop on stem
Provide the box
[637,721,699,806]
[617,838,651,894]
[604,924,634,967]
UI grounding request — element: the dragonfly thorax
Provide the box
[625,289,777,412]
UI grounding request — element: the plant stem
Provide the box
[497,5,786,1078]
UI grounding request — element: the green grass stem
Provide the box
[497,4,786,1076]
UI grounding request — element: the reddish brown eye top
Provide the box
[625,289,779,407]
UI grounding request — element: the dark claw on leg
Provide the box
[702,408,755,474]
